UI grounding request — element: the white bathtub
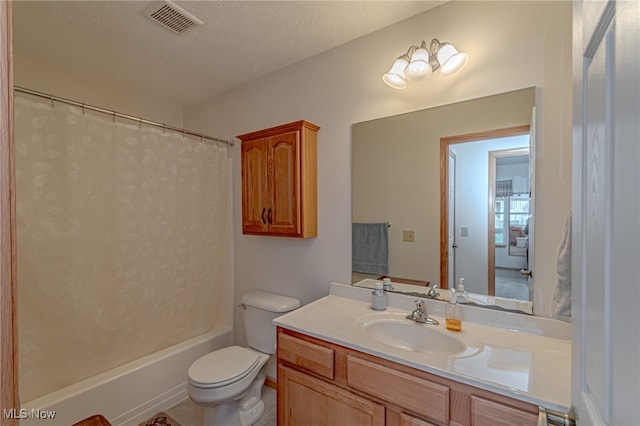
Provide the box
[20,326,233,426]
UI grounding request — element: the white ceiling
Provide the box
[12,1,444,106]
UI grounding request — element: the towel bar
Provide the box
[538,407,576,426]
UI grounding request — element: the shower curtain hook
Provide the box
[50,95,54,108]
[112,111,116,123]
[139,118,142,129]
[182,130,185,139]
[162,124,166,134]
[200,134,204,143]
[81,103,86,115]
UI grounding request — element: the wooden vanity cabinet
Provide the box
[238,120,319,238]
[277,328,540,426]
[280,366,385,426]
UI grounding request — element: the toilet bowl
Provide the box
[187,291,301,426]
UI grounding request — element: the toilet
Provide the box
[187,291,301,426]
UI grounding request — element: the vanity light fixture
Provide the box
[382,39,469,89]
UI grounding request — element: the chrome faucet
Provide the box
[406,299,439,325]
[426,283,440,299]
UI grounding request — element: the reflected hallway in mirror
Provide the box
[442,129,532,302]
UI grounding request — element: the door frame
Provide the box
[1,1,20,422]
[447,150,456,289]
[439,125,529,292]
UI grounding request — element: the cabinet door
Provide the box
[399,412,438,426]
[470,396,537,426]
[241,138,269,233]
[268,131,300,235]
[279,366,384,426]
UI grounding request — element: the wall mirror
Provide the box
[351,88,540,314]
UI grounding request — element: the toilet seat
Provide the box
[188,346,261,389]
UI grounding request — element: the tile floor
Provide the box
[164,386,276,426]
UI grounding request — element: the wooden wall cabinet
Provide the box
[238,120,319,238]
[277,328,540,426]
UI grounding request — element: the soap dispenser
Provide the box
[456,278,468,303]
[446,288,462,331]
[371,281,387,311]
[382,277,394,291]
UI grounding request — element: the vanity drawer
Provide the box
[346,355,450,424]
[278,332,335,380]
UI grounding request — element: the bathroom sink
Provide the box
[355,313,482,357]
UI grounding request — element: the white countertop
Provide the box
[274,285,571,413]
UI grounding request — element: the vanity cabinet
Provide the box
[280,366,385,426]
[277,328,539,426]
[238,120,319,238]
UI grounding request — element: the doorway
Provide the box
[440,125,531,296]
[488,148,531,300]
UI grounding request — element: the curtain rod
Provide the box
[13,86,235,148]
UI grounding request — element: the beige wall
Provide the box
[14,54,184,127]
[184,0,572,338]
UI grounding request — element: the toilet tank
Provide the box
[241,291,301,354]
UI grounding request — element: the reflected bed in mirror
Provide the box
[352,88,539,314]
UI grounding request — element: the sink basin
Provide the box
[355,312,482,357]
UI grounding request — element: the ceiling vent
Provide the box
[143,0,203,35]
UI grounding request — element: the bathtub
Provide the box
[20,326,233,426]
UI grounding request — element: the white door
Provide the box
[525,106,536,302]
[572,1,640,424]
[448,152,456,289]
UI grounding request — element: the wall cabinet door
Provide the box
[279,365,385,426]
[268,131,299,235]
[239,120,318,238]
[241,138,269,233]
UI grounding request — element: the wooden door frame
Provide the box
[487,147,529,296]
[1,1,19,423]
[439,125,529,293]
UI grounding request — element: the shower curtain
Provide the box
[14,95,231,402]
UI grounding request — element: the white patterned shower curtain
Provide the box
[14,95,231,402]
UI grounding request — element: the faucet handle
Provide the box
[426,284,440,299]
[414,299,427,311]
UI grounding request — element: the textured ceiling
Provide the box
[13,1,443,106]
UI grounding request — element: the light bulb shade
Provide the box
[382,57,408,89]
[437,43,469,77]
[406,47,432,80]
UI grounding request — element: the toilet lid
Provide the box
[188,346,260,388]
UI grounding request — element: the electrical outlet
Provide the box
[461,226,469,237]
[403,230,415,242]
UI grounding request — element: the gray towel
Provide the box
[352,223,388,275]
[550,210,572,322]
